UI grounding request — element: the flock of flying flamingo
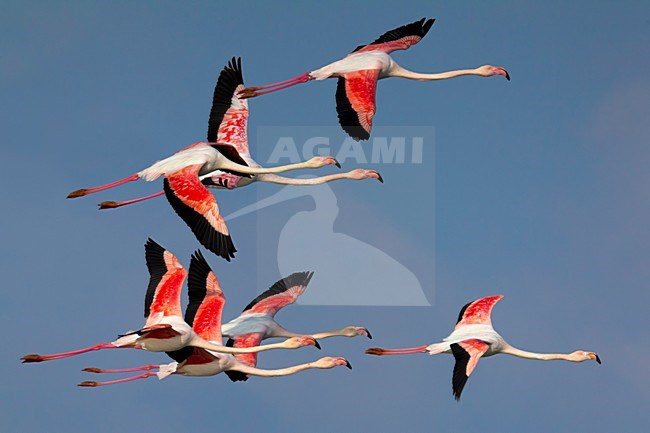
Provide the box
[23,17,599,401]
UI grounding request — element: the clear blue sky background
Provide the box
[2,1,649,432]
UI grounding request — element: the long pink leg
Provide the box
[83,364,159,374]
[78,372,158,387]
[365,345,428,356]
[98,190,164,209]
[21,343,122,363]
[67,173,139,199]
[239,73,311,98]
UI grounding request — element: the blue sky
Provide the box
[2,1,649,432]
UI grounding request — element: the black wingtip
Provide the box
[225,369,249,382]
[423,18,435,36]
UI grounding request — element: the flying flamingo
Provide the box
[66,60,341,261]
[220,271,371,381]
[78,250,348,387]
[97,57,383,212]
[20,239,318,365]
[365,295,601,400]
[239,18,510,140]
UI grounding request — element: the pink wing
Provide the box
[352,18,435,54]
[207,57,250,156]
[450,339,489,400]
[224,332,265,382]
[164,165,237,261]
[185,250,225,342]
[240,272,314,317]
[335,70,379,141]
[454,295,504,329]
[143,239,187,321]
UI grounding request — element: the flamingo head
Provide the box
[570,351,601,364]
[314,356,352,370]
[286,336,321,350]
[340,326,373,339]
[348,169,383,183]
[477,65,510,81]
[307,156,341,169]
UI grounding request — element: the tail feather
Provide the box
[157,362,178,379]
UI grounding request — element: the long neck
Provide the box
[391,65,481,81]
[310,328,353,339]
[500,344,574,361]
[204,159,316,178]
[257,172,355,185]
[230,361,319,377]
[190,336,295,354]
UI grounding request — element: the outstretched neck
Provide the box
[191,336,292,354]
[232,361,316,377]
[390,65,480,81]
[310,328,352,339]
[501,344,573,361]
[257,173,349,185]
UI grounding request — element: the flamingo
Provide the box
[97,57,383,212]
[219,271,371,381]
[66,60,342,261]
[20,239,318,365]
[365,295,601,400]
[78,250,349,387]
[239,17,510,141]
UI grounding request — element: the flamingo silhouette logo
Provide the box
[225,181,431,306]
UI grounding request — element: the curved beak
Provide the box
[334,159,341,169]
[589,353,601,364]
[362,328,373,339]
[345,360,352,369]
[314,340,321,350]
[376,173,384,183]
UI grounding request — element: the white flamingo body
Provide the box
[310,51,392,80]
[221,313,278,337]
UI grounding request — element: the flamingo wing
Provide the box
[143,238,187,320]
[454,295,504,329]
[352,17,435,54]
[336,69,379,141]
[163,165,237,261]
[240,271,314,317]
[207,57,250,156]
[185,250,226,342]
[224,332,264,382]
[450,339,489,401]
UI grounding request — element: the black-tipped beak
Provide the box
[505,70,511,81]
[365,329,373,339]
[314,340,321,350]
[345,360,352,369]
[334,159,341,168]
[595,354,601,364]
[376,173,384,183]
